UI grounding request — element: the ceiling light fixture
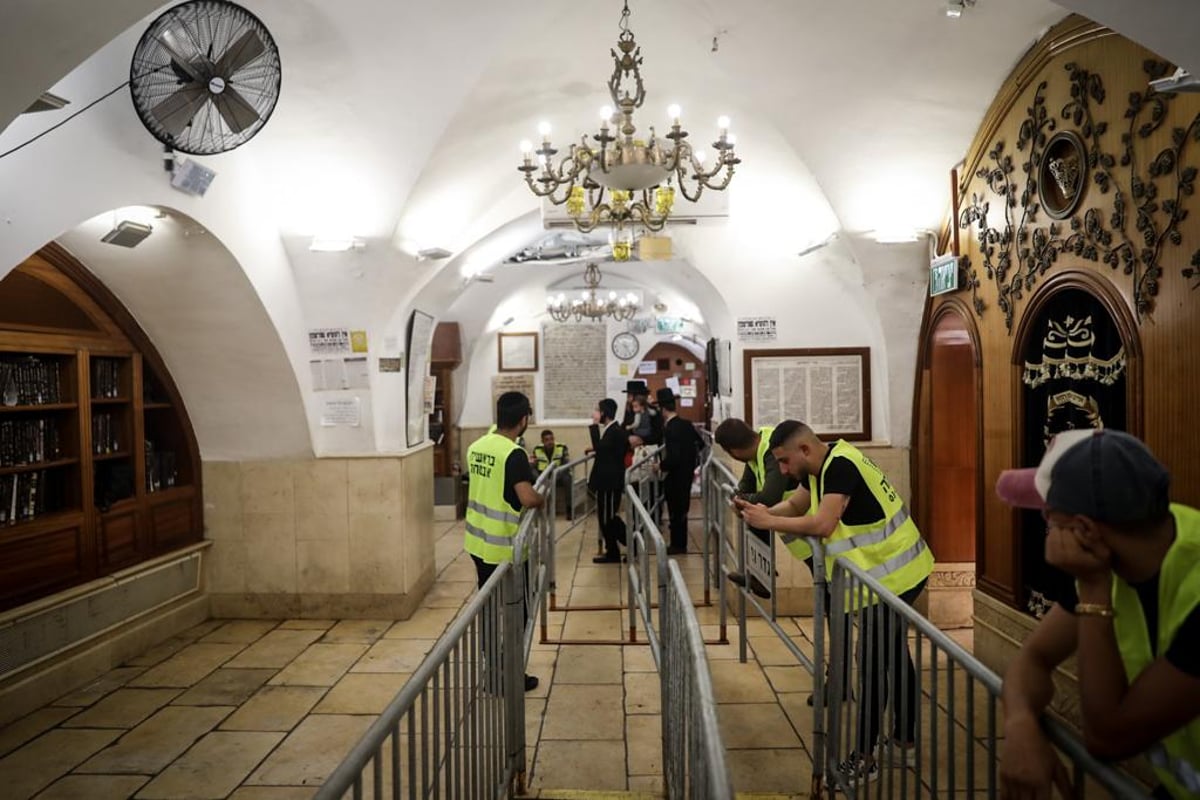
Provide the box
[945,0,976,19]
[100,220,154,248]
[518,0,739,238]
[309,235,365,252]
[547,262,640,323]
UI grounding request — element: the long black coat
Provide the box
[588,422,629,492]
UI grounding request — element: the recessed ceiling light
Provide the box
[946,0,975,18]
[100,220,153,248]
[310,236,365,252]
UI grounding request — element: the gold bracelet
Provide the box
[1075,603,1115,618]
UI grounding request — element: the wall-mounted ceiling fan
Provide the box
[129,0,281,156]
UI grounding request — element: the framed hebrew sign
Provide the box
[743,347,872,441]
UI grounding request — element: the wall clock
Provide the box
[611,331,640,360]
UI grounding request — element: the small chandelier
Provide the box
[547,262,640,323]
[518,0,739,235]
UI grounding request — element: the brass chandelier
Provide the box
[547,262,640,323]
[518,0,740,239]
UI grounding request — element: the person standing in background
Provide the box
[659,388,702,555]
[589,398,629,563]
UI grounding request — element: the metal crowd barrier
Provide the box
[315,471,554,800]
[700,448,1146,799]
[821,558,1150,800]
[627,481,735,798]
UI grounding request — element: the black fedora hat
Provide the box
[623,380,649,395]
[656,387,676,408]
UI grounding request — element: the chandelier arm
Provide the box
[675,175,704,203]
[526,173,579,203]
[698,164,737,192]
[632,202,669,233]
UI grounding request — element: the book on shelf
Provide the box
[0,470,49,524]
[0,357,63,406]
[0,416,63,467]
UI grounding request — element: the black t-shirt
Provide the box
[818,453,886,526]
[1056,578,1200,677]
[503,449,535,513]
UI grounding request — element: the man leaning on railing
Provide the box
[997,429,1200,800]
[735,419,935,785]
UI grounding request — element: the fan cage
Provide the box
[129,0,281,156]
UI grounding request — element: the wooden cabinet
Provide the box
[430,323,461,478]
[0,245,202,611]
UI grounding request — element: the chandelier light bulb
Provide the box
[600,105,613,121]
[717,115,731,131]
[520,139,533,154]
[667,104,681,122]
[537,121,552,138]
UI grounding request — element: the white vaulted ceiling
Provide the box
[8,0,1168,454]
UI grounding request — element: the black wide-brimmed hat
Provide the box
[623,380,649,395]
[656,387,676,409]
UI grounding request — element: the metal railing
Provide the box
[700,448,1149,799]
[820,558,1150,799]
[315,470,554,800]
[625,479,734,798]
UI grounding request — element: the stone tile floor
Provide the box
[0,509,980,799]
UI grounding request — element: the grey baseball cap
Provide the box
[995,429,1170,525]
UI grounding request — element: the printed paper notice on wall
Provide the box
[309,327,351,354]
[423,375,437,414]
[737,317,777,342]
[680,383,697,398]
[320,397,361,427]
[637,360,657,375]
[350,330,369,353]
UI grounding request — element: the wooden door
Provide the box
[928,313,978,563]
[641,343,707,425]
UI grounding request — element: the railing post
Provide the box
[504,551,527,796]
[809,539,828,800]
[736,512,748,664]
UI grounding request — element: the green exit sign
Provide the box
[930,254,959,297]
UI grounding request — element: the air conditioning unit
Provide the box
[542,188,730,228]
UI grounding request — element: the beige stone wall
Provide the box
[202,447,436,619]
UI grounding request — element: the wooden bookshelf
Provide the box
[0,245,202,609]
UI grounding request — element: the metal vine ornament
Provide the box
[517,1,739,247]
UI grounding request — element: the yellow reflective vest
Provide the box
[464,432,523,564]
[534,443,566,473]
[811,440,933,606]
[1111,503,1200,798]
[746,425,811,561]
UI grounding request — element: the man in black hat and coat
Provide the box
[658,387,703,554]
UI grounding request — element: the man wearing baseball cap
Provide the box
[996,429,1200,799]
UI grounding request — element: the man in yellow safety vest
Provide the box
[736,419,934,783]
[997,429,1200,800]
[465,391,545,693]
[713,417,803,598]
